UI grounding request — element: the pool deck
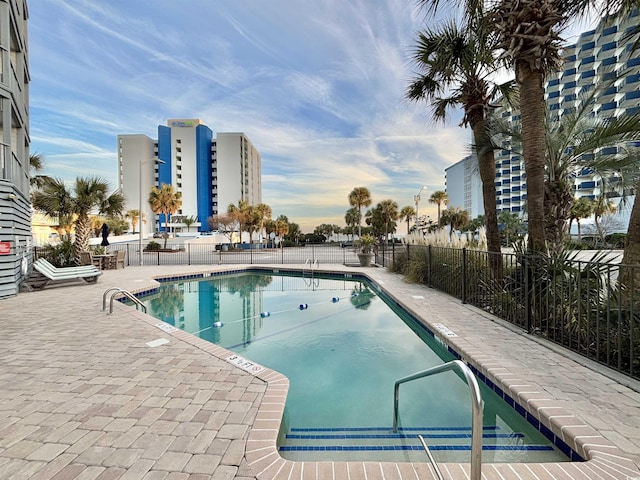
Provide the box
[0,263,639,480]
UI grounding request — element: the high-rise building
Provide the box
[445,10,640,232]
[0,0,30,298]
[118,120,262,236]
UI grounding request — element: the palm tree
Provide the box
[125,209,145,234]
[348,187,372,239]
[29,153,51,189]
[570,197,593,243]
[428,191,448,227]
[228,200,251,244]
[592,195,617,243]
[490,88,640,251]
[378,199,399,241]
[440,207,470,240]
[148,184,182,249]
[620,181,640,287]
[407,19,512,256]
[255,203,272,242]
[344,208,359,240]
[183,216,197,232]
[275,216,289,248]
[399,205,416,234]
[32,176,125,263]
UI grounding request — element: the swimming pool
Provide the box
[140,271,572,463]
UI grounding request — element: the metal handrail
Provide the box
[102,287,147,314]
[417,435,444,480]
[393,359,483,480]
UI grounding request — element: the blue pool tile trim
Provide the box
[285,433,525,440]
[140,267,584,462]
[279,445,555,452]
[290,426,500,432]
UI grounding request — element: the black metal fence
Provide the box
[379,243,639,381]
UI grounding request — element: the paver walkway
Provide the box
[0,264,638,480]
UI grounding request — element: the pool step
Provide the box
[279,426,553,453]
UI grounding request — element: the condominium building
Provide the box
[444,155,483,220]
[446,9,639,231]
[118,120,262,236]
[0,0,30,298]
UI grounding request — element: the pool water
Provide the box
[141,271,570,463]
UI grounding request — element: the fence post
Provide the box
[428,245,432,287]
[461,248,467,304]
[187,243,191,265]
[524,254,531,332]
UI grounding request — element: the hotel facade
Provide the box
[118,120,261,237]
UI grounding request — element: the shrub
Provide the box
[144,241,161,251]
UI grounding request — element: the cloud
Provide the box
[29,0,470,231]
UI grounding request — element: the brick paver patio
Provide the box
[0,264,639,479]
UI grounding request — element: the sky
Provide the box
[28,1,598,233]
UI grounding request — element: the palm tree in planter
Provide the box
[32,176,125,264]
[148,184,182,249]
[358,235,376,267]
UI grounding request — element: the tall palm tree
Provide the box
[407,20,512,256]
[399,205,416,234]
[428,191,448,227]
[149,184,182,248]
[570,197,593,243]
[32,176,125,263]
[348,187,372,239]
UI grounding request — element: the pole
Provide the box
[139,160,144,266]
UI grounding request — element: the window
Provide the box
[626,90,640,100]
[602,41,617,51]
[550,103,560,110]
[548,78,560,86]
[581,41,595,50]
[564,94,576,102]
[601,101,617,111]
[565,68,577,75]
[604,86,617,95]
[628,58,640,68]
[511,206,521,212]
[581,55,595,65]
[627,73,640,84]
[602,56,617,66]
[548,91,560,98]
[603,71,617,81]
[602,25,617,35]
[602,146,617,155]
[581,70,595,79]
[563,80,576,88]
[565,55,576,62]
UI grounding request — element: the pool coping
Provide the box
[125,264,640,480]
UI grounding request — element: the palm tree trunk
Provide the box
[73,215,92,265]
[517,60,547,253]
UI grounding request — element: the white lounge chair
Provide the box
[22,259,102,290]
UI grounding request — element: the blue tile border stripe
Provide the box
[279,445,555,452]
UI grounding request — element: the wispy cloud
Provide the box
[29,0,471,230]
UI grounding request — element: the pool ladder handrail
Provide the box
[303,257,319,273]
[102,287,147,314]
[417,434,444,480]
[393,359,483,480]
